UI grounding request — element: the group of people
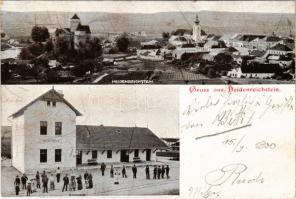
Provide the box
[112,164,170,180]
[13,164,171,196]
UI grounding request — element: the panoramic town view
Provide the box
[1,7,295,84]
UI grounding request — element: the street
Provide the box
[1,158,179,196]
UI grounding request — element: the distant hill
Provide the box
[1,11,294,37]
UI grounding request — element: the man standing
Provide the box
[14,175,21,195]
[62,174,69,192]
[88,173,93,189]
[122,165,127,178]
[165,165,170,178]
[42,174,48,193]
[153,166,157,179]
[132,164,137,179]
[157,166,161,179]
[36,171,41,189]
[145,165,150,179]
[83,171,88,184]
[26,182,32,196]
[56,167,61,183]
[110,165,114,178]
[101,162,106,176]
[21,174,28,190]
[161,165,165,178]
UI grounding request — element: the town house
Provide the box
[10,89,167,174]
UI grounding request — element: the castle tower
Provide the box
[70,13,81,32]
[192,14,202,43]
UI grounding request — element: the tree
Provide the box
[72,59,95,77]
[116,35,130,52]
[162,32,170,39]
[214,53,233,65]
[19,47,34,60]
[31,26,49,43]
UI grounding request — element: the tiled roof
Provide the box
[76,23,91,34]
[76,125,168,150]
[10,89,82,118]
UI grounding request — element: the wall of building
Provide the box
[12,115,25,173]
[80,148,158,164]
[23,100,77,174]
[192,24,201,42]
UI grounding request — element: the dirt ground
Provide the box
[1,157,179,196]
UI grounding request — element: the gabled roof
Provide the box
[76,23,91,34]
[270,43,293,51]
[10,89,82,118]
[241,62,281,73]
[265,36,282,42]
[71,14,80,20]
[76,125,168,150]
[250,50,266,57]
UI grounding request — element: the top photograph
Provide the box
[1,1,295,84]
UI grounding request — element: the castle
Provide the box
[53,14,91,50]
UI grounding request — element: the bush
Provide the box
[31,26,49,43]
[116,35,130,52]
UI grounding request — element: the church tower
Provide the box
[192,14,202,43]
[70,14,81,32]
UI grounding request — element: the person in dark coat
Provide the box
[21,174,28,190]
[56,167,61,183]
[153,166,157,179]
[88,173,93,189]
[76,175,83,190]
[27,182,32,196]
[157,166,161,179]
[36,171,41,189]
[83,171,88,183]
[161,165,165,178]
[132,165,137,179]
[42,174,48,193]
[110,165,114,178]
[101,162,106,176]
[122,166,127,178]
[14,175,21,195]
[62,174,69,192]
[145,165,150,179]
[41,170,46,179]
[165,165,170,178]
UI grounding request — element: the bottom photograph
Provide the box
[1,85,179,196]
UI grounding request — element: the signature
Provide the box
[205,163,264,187]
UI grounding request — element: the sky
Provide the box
[1,1,294,14]
[1,85,179,138]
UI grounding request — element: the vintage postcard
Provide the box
[0,1,295,84]
[1,0,295,199]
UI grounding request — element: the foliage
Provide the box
[31,26,50,43]
[116,35,130,52]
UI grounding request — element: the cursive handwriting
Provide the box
[182,96,220,116]
[205,163,264,187]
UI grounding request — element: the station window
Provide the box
[40,149,47,163]
[55,149,62,162]
[107,150,112,158]
[40,121,47,135]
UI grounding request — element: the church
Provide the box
[168,14,207,47]
[10,89,167,174]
